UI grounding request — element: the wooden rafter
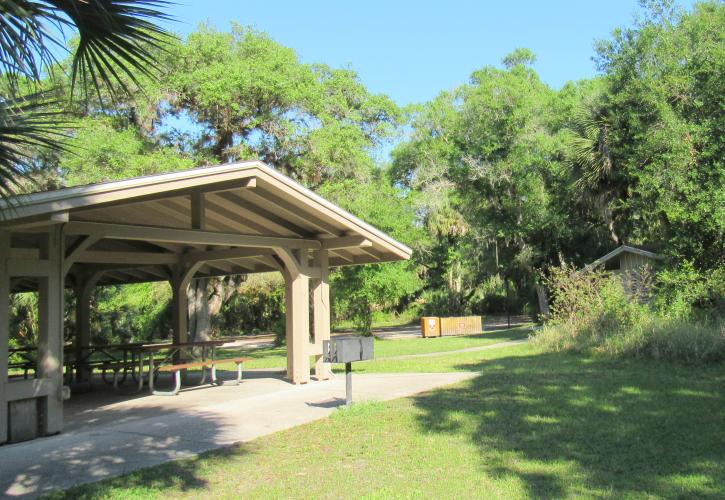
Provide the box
[65,221,322,250]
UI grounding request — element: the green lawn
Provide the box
[214,326,531,371]
[52,344,725,499]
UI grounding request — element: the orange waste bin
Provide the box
[421,317,441,338]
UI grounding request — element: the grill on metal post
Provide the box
[323,336,374,406]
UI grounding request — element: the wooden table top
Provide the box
[137,340,227,351]
[9,340,227,354]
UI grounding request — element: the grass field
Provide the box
[215,326,531,371]
[51,342,725,499]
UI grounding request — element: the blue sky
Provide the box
[161,0,696,107]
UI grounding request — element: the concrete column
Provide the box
[312,250,332,380]
[37,226,64,435]
[170,262,201,346]
[171,273,188,345]
[285,271,310,384]
[0,231,10,444]
[73,271,103,383]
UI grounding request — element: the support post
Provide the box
[277,248,311,384]
[285,271,310,384]
[0,231,10,444]
[312,250,332,380]
[37,226,64,435]
[170,262,202,346]
[171,272,189,346]
[73,271,103,383]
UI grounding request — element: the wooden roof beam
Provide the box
[215,191,312,236]
[181,247,276,265]
[226,258,257,272]
[321,236,372,250]
[0,212,68,230]
[232,189,341,235]
[203,261,236,275]
[203,196,277,235]
[65,221,322,250]
[75,250,178,266]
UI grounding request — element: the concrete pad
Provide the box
[0,371,475,498]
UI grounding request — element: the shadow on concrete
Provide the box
[1,369,292,498]
[0,404,232,497]
[306,398,345,409]
[411,351,725,497]
[238,368,287,380]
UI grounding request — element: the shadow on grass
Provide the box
[463,327,532,340]
[412,352,725,498]
[53,444,253,499]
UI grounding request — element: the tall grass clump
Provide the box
[531,264,725,363]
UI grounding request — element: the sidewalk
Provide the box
[0,371,475,498]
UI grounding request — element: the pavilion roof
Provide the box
[0,161,411,290]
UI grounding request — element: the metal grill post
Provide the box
[345,362,352,406]
[323,337,373,407]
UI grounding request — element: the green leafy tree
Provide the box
[502,47,537,69]
[164,25,401,185]
[592,0,724,269]
[158,25,404,339]
[320,176,423,334]
[393,51,605,315]
[60,117,195,185]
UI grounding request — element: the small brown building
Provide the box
[587,245,663,299]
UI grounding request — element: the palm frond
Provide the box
[48,0,174,100]
[567,104,614,194]
[0,1,173,202]
[0,1,63,87]
[0,92,69,199]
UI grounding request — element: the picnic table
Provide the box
[10,342,149,383]
[68,342,147,386]
[9,339,235,392]
[137,340,226,392]
[8,346,38,379]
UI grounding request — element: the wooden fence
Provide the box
[421,315,483,337]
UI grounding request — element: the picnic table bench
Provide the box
[101,360,146,391]
[151,357,251,396]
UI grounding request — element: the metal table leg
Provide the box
[148,355,155,394]
[137,352,145,392]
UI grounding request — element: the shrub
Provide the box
[271,318,286,347]
[532,264,725,363]
[332,262,421,336]
[217,273,285,336]
[655,261,725,319]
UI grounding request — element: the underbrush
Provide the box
[532,265,725,363]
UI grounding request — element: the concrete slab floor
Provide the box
[0,370,476,498]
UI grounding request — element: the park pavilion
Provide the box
[0,160,411,444]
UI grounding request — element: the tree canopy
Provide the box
[8,0,723,343]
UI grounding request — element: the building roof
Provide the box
[586,245,663,270]
[1,161,412,290]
